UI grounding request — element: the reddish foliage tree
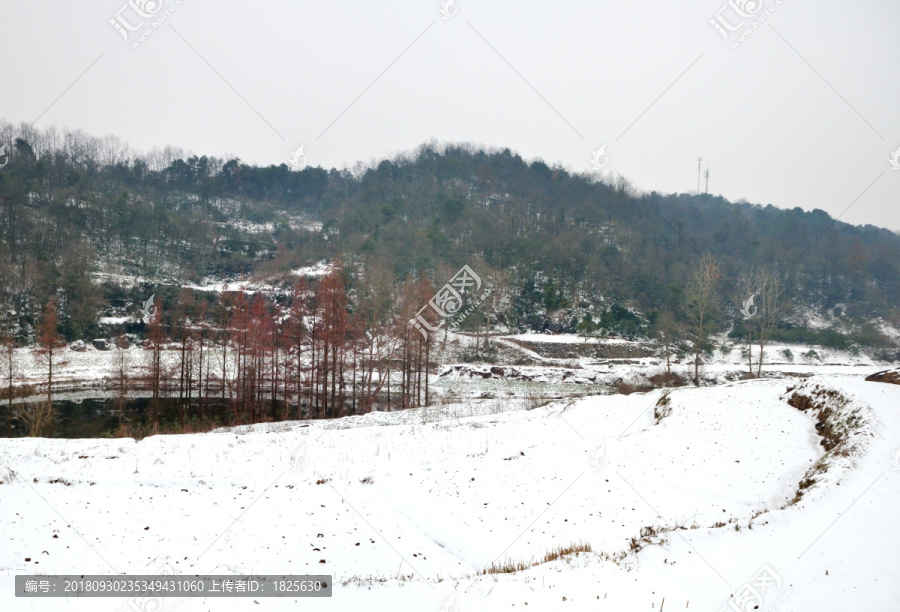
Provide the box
[196,300,210,420]
[1,327,16,437]
[144,298,166,430]
[247,295,269,423]
[27,300,66,436]
[36,300,66,393]
[288,280,310,418]
[174,290,196,428]
[317,266,349,418]
[395,274,436,410]
[228,291,249,423]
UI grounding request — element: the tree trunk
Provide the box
[747,332,753,377]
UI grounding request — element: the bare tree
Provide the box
[655,307,680,375]
[145,298,166,431]
[736,269,758,377]
[754,270,789,377]
[100,134,129,167]
[685,255,722,385]
[356,263,398,413]
[480,267,510,350]
[196,301,209,421]
[737,268,790,377]
[174,290,196,427]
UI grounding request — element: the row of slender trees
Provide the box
[133,264,442,431]
[2,264,445,436]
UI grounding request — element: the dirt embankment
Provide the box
[782,380,874,505]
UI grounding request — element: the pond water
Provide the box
[0,391,386,438]
[0,395,257,439]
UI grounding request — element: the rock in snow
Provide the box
[865,368,900,385]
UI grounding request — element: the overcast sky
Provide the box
[2,0,899,230]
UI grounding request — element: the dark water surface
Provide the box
[1,397,263,438]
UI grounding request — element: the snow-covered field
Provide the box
[1,363,899,611]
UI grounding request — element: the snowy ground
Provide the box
[1,361,899,610]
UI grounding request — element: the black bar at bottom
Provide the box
[15,575,332,597]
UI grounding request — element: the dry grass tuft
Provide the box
[480,541,592,575]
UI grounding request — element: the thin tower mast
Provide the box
[697,157,702,195]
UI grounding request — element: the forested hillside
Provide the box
[1,121,898,351]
